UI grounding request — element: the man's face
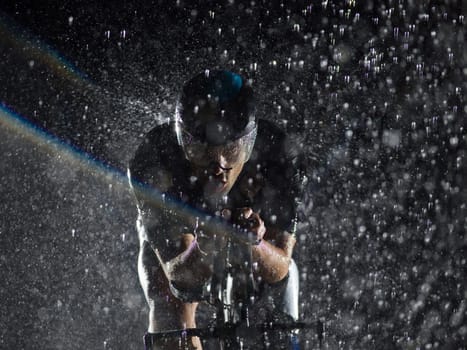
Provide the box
[177,114,257,199]
[191,145,248,198]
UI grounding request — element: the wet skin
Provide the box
[190,148,247,199]
[139,144,296,349]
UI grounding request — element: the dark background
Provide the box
[0,0,466,349]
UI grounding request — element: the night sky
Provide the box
[0,1,466,349]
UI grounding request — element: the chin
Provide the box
[204,182,231,198]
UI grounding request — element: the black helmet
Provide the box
[176,70,257,165]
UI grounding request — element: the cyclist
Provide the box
[128,70,304,349]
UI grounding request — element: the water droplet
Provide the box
[449,136,459,146]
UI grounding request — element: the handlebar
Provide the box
[144,321,312,341]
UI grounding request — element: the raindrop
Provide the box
[320,57,328,69]
[312,36,318,48]
[449,136,459,146]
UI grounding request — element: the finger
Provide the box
[248,212,262,228]
[239,207,253,220]
[249,213,266,241]
[221,208,232,220]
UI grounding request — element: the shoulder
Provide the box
[128,123,185,190]
[238,120,305,232]
[254,119,286,155]
[130,123,179,164]
[251,119,303,178]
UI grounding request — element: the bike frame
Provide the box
[144,233,312,349]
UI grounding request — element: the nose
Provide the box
[210,162,231,182]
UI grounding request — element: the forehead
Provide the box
[205,140,246,157]
[184,110,246,145]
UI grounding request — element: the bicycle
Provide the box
[142,211,322,349]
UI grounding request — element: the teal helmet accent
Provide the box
[177,69,257,146]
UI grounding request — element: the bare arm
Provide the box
[164,233,212,291]
[137,219,206,349]
[252,231,296,283]
[136,207,213,293]
[227,207,296,284]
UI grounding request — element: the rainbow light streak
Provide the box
[0,105,240,242]
[0,13,243,242]
[0,104,123,181]
[0,12,92,87]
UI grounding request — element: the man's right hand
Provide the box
[164,234,212,291]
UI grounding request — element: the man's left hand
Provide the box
[226,207,266,244]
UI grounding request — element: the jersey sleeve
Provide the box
[253,120,307,234]
[128,124,176,192]
[128,124,193,261]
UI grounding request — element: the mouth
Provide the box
[205,179,228,195]
[213,181,228,193]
